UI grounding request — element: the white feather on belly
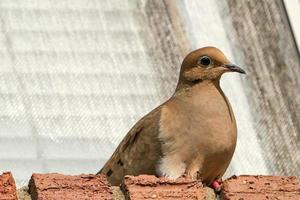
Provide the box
[156,156,186,179]
[156,108,186,178]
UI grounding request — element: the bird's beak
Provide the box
[223,63,246,74]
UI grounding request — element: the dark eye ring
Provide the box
[198,56,211,66]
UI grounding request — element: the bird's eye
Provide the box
[198,56,211,66]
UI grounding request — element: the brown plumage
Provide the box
[98,46,246,186]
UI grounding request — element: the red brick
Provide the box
[220,175,300,200]
[121,175,205,200]
[28,173,113,200]
[0,172,17,200]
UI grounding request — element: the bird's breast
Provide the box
[157,87,237,180]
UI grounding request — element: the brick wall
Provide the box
[0,172,299,200]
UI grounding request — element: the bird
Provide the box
[98,46,245,187]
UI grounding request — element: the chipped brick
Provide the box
[29,173,113,200]
[221,175,300,200]
[121,175,205,200]
[0,172,17,200]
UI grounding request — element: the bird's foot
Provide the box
[178,174,192,179]
[211,179,222,193]
[180,171,202,180]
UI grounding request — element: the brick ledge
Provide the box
[0,172,299,200]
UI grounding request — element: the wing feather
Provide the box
[98,107,162,185]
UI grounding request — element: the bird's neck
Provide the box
[174,79,221,97]
[173,78,235,123]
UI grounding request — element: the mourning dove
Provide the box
[98,47,245,187]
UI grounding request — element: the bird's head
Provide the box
[178,47,245,84]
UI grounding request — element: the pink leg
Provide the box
[211,179,222,192]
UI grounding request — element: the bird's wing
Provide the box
[98,106,162,185]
